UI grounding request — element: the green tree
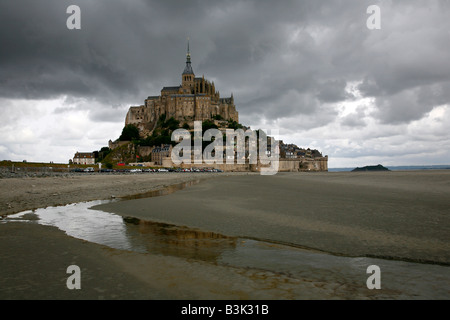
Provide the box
[202,120,218,133]
[105,162,113,169]
[119,124,140,141]
[227,120,243,130]
[157,113,167,127]
[164,117,180,131]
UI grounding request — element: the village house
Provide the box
[151,144,172,166]
[73,152,95,165]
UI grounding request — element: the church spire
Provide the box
[183,37,194,75]
[187,38,190,62]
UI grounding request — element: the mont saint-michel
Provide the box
[106,44,328,172]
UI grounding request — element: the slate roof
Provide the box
[183,62,194,75]
[161,86,181,91]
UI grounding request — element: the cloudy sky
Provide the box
[1,0,449,168]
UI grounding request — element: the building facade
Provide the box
[151,144,172,166]
[73,152,95,165]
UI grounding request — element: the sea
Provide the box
[329,165,450,172]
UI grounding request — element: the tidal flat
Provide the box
[1,171,449,299]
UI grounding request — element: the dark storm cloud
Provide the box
[317,79,353,103]
[0,0,198,100]
[1,0,450,127]
[0,1,130,100]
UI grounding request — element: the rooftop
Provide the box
[161,86,181,91]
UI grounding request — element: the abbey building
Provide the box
[125,42,238,137]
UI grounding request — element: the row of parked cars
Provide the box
[72,167,223,173]
[127,168,223,173]
[71,167,94,173]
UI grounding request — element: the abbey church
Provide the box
[125,42,239,137]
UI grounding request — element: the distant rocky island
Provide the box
[352,164,390,172]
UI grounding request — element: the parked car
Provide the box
[83,167,94,172]
[158,168,168,172]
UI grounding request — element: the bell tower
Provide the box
[182,38,195,93]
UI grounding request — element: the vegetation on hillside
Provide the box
[101,115,247,164]
[116,115,246,148]
[119,124,141,141]
[94,147,111,163]
[100,143,137,165]
[140,114,179,147]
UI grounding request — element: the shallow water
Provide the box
[3,199,449,299]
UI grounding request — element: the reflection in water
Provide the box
[122,217,237,261]
[4,201,134,251]
[4,202,237,262]
[120,180,200,200]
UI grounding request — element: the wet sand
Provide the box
[4,222,351,300]
[0,172,224,216]
[1,170,449,299]
[95,171,450,265]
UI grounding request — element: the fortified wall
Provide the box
[160,157,328,172]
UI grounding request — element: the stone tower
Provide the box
[181,39,195,94]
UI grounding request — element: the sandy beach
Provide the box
[0,172,220,216]
[1,170,449,300]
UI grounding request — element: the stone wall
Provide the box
[278,157,328,172]
[137,146,153,158]
[160,156,328,173]
[108,140,130,150]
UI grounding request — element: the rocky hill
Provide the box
[352,164,390,172]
